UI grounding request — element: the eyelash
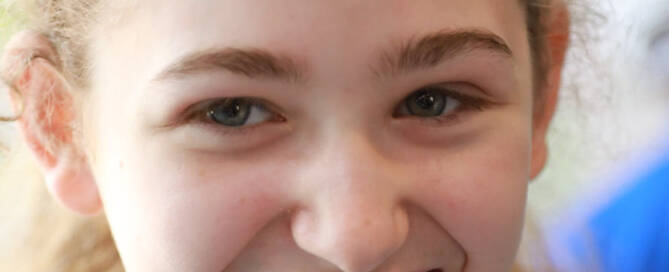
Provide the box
[183,86,489,134]
[396,86,489,125]
[182,98,285,136]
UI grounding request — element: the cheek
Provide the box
[407,122,531,269]
[84,67,300,270]
[92,135,295,271]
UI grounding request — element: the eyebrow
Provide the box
[374,29,513,78]
[152,29,512,83]
[153,47,304,82]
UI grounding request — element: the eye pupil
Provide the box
[415,92,437,109]
[208,99,251,127]
[226,103,242,116]
[406,89,447,117]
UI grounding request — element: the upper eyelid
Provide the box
[186,97,275,116]
[408,83,490,105]
[433,81,493,98]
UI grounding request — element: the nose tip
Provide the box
[290,129,409,271]
[291,201,410,272]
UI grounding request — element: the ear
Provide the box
[530,2,570,179]
[2,31,102,215]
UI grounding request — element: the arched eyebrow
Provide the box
[373,29,513,78]
[151,29,512,83]
[152,47,304,82]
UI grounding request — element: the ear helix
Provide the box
[0,54,33,122]
[0,31,62,122]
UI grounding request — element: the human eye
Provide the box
[393,84,488,124]
[186,97,285,133]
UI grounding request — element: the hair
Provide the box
[0,1,556,271]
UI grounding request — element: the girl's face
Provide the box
[84,0,537,271]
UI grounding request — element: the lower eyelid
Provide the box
[191,119,272,137]
[409,111,468,126]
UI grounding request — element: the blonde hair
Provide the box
[0,1,556,271]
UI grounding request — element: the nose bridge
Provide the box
[291,129,410,272]
[302,125,395,199]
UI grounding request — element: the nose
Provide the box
[291,131,410,272]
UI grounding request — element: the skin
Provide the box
[2,0,568,271]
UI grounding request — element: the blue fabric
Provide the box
[586,152,669,271]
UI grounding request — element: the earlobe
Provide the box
[45,154,103,215]
[4,33,102,215]
[530,136,548,179]
[530,1,570,180]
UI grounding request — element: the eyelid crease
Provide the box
[394,85,494,116]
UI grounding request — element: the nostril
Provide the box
[426,269,443,272]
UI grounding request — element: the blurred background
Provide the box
[1,0,668,271]
[0,1,21,156]
[527,0,669,228]
[520,0,669,270]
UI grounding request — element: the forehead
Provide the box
[93,0,529,86]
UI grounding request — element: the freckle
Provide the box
[364,218,371,226]
[239,197,247,206]
[197,168,206,178]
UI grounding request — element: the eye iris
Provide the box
[208,99,251,127]
[407,89,447,117]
